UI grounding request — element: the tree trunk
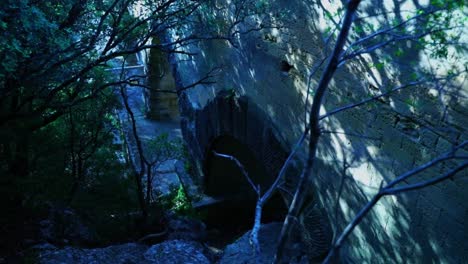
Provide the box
[67,157,84,205]
[136,169,148,220]
[120,85,149,221]
[146,163,152,206]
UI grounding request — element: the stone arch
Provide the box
[180,91,333,259]
[180,91,290,192]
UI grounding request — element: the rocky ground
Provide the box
[34,240,210,264]
[29,222,308,264]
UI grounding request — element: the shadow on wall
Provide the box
[172,0,467,262]
[308,0,467,262]
[280,1,465,262]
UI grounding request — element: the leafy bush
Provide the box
[171,185,191,214]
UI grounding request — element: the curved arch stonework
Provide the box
[179,91,290,189]
[177,90,334,260]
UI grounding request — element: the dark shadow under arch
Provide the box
[201,134,288,247]
[180,92,334,256]
[205,135,271,199]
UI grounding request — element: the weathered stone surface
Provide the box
[38,243,148,264]
[144,240,210,264]
[39,206,98,247]
[165,213,207,242]
[219,223,307,264]
[37,240,211,264]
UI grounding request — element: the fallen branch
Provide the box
[137,229,168,244]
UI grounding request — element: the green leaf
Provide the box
[395,48,404,57]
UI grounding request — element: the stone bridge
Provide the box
[143,0,467,262]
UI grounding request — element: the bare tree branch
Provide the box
[319,79,426,120]
[212,150,263,258]
[321,130,381,141]
[323,141,468,263]
[212,151,259,195]
[274,1,363,263]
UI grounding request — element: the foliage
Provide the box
[70,162,140,244]
[176,142,194,175]
[145,133,183,164]
[171,184,192,214]
[194,0,279,44]
[321,0,466,71]
[0,0,272,258]
[0,0,216,218]
[155,183,197,218]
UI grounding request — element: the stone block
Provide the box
[420,129,439,148]
[415,194,442,231]
[447,108,468,131]
[435,137,454,154]
[420,187,464,224]
[436,214,465,256]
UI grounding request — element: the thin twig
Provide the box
[321,130,381,141]
[319,80,426,120]
[212,151,259,195]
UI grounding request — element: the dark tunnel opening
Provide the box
[200,135,288,247]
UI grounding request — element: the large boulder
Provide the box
[37,243,148,264]
[144,240,210,264]
[38,205,98,246]
[36,240,210,264]
[219,222,307,264]
[165,212,206,242]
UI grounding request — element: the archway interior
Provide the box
[202,135,287,246]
